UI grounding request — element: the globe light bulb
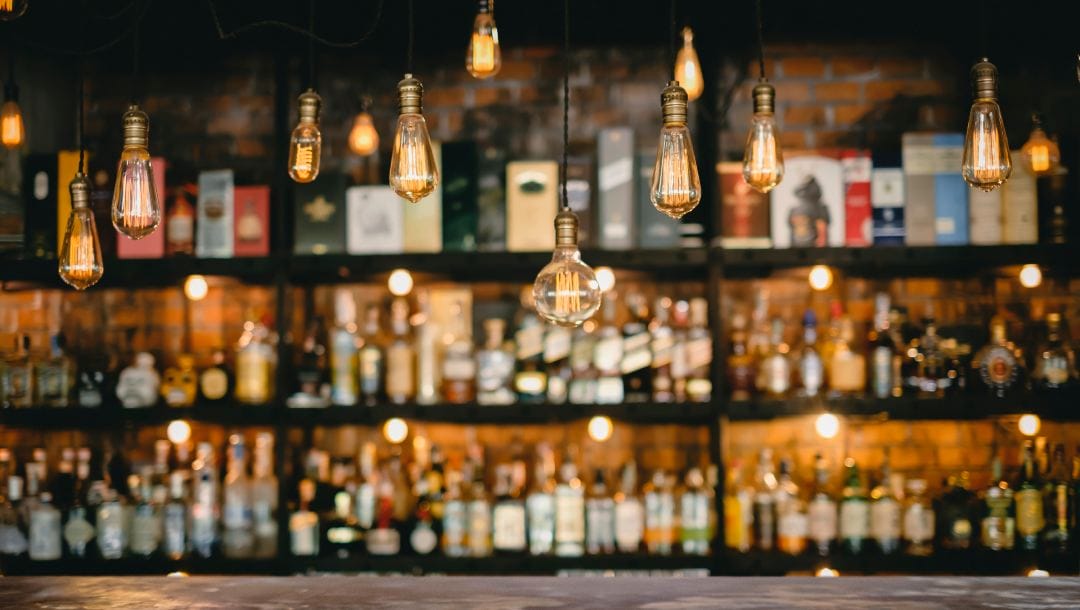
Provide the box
[1,79,24,148]
[650,81,701,219]
[742,80,784,193]
[814,412,840,439]
[587,415,614,443]
[288,89,322,183]
[466,0,501,79]
[1018,264,1042,288]
[1020,115,1059,177]
[348,110,379,157]
[111,105,161,239]
[1017,413,1041,437]
[387,268,414,296]
[0,0,28,21]
[673,27,703,102]
[962,59,1011,191]
[532,210,602,327]
[184,274,209,301]
[383,418,409,444]
[58,172,104,290]
[389,74,439,203]
[808,265,833,291]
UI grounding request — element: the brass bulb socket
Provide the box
[554,209,579,247]
[298,89,322,123]
[69,172,92,210]
[752,80,775,115]
[122,105,149,149]
[971,58,998,101]
[661,81,689,125]
[397,74,424,115]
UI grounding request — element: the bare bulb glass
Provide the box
[348,110,379,156]
[59,173,104,290]
[742,82,784,193]
[651,82,701,219]
[1,100,24,149]
[466,0,501,79]
[1020,119,1059,176]
[390,75,439,203]
[962,59,1011,191]
[674,27,703,102]
[532,211,601,328]
[112,105,161,240]
[289,89,322,183]
[0,0,28,21]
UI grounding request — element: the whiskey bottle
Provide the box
[685,298,712,403]
[95,488,125,559]
[1043,443,1071,553]
[466,462,492,557]
[34,333,73,407]
[1032,313,1077,391]
[2,335,33,408]
[651,297,676,403]
[553,448,585,557]
[324,487,361,558]
[190,442,219,558]
[414,290,440,405]
[161,354,197,408]
[358,304,386,406]
[385,298,417,404]
[289,479,319,556]
[27,491,61,560]
[476,318,515,405]
[756,318,791,399]
[838,458,869,555]
[593,293,625,405]
[614,461,645,553]
[679,466,713,556]
[869,453,902,555]
[972,316,1022,398]
[162,471,187,559]
[441,300,477,404]
[726,313,755,402]
[526,444,556,556]
[568,326,598,404]
[165,187,195,256]
[936,472,975,550]
[330,291,359,406]
[410,477,439,556]
[128,473,160,558]
[221,435,254,558]
[980,456,1014,551]
[249,432,277,559]
[868,293,895,399]
[723,462,751,553]
[807,452,836,557]
[492,463,527,554]
[775,458,806,555]
[751,449,777,550]
[200,349,233,406]
[115,352,160,408]
[441,470,468,557]
[902,478,934,555]
[235,315,277,405]
[795,310,824,398]
[585,469,616,555]
[644,470,675,555]
[513,312,548,404]
[914,312,948,396]
[827,306,866,397]
[64,504,95,559]
[620,293,653,403]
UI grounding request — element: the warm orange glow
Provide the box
[1,100,24,148]
[674,27,704,101]
[1020,126,1060,176]
[348,111,379,156]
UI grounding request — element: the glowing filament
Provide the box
[555,268,581,313]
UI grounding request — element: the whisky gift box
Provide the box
[968,186,1003,245]
[441,141,478,251]
[476,145,507,251]
[718,161,770,248]
[195,169,235,258]
[566,152,595,248]
[870,167,905,245]
[1002,155,1037,244]
[841,150,872,247]
[403,142,442,253]
[233,185,270,257]
[294,172,347,255]
[769,152,844,248]
[0,149,21,252]
[116,156,166,259]
[637,151,680,249]
[596,127,635,250]
[901,133,936,246]
[87,159,116,259]
[902,133,969,245]
[506,160,558,252]
[346,185,403,254]
[23,153,58,259]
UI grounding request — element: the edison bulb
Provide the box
[1017,413,1041,436]
[533,210,602,327]
[348,110,379,156]
[651,82,701,219]
[1,99,24,149]
[0,0,28,20]
[288,90,322,183]
[814,412,840,439]
[466,0,501,79]
[808,265,833,291]
[112,105,161,239]
[1019,264,1042,288]
[962,59,1011,191]
[387,268,414,296]
[743,80,784,193]
[58,173,104,290]
[674,27,703,101]
[587,415,614,442]
[184,274,209,301]
[383,417,409,444]
[389,75,439,202]
[1020,118,1059,176]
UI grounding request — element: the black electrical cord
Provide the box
[130,0,140,104]
[12,0,153,57]
[561,0,570,212]
[406,0,414,74]
[755,0,766,79]
[77,57,85,174]
[308,0,316,89]
[669,0,677,71]
[206,0,385,49]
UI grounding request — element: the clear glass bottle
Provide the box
[757,318,791,398]
[34,333,73,407]
[1032,313,1077,390]
[972,316,1023,398]
[161,354,197,407]
[752,448,778,550]
[613,461,644,554]
[358,304,386,406]
[554,448,585,557]
[289,479,319,556]
[190,442,219,558]
[115,352,160,408]
[980,456,1014,551]
[593,293,625,405]
[128,473,160,558]
[680,466,713,555]
[222,435,253,558]
[330,291,359,406]
[28,491,62,560]
[250,432,278,559]
[441,469,467,557]
[651,297,676,403]
[796,310,824,398]
[685,298,712,403]
[162,471,187,559]
[466,463,492,557]
[384,298,416,405]
[838,457,869,555]
[621,294,653,403]
[1043,443,1071,552]
[96,488,125,559]
[492,463,527,554]
[513,310,548,404]
[726,313,755,402]
[2,335,33,408]
[64,505,95,558]
[868,293,895,399]
[775,457,806,555]
[869,453,902,555]
[235,315,277,405]
[807,452,836,557]
[476,318,515,406]
[644,470,675,555]
[586,468,616,555]
[902,478,934,556]
[441,300,477,404]
[526,444,556,556]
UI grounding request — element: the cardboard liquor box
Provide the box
[505,160,558,252]
[87,159,116,258]
[476,145,507,251]
[195,169,235,258]
[968,186,1003,245]
[1002,154,1037,244]
[870,167,905,245]
[293,172,347,255]
[402,142,442,253]
[901,133,936,245]
[0,149,21,253]
[116,156,166,259]
[566,152,595,248]
[769,152,844,248]
[23,153,59,259]
[718,161,770,248]
[346,185,403,254]
[440,141,479,251]
[596,127,635,250]
[637,150,681,249]
[233,185,270,257]
[902,132,969,245]
[840,150,872,247]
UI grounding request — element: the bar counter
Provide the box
[1,576,1078,609]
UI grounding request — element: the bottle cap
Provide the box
[298,89,322,123]
[971,58,998,101]
[122,104,149,149]
[752,79,775,115]
[660,81,689,125]
[397,74,424,115]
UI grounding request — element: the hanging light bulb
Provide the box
[533,210,602,327]
[466,0,501,79]
[962,58,1011,191]
[673,27,703,102]
[650,81,701,219]
[59,173,104,290]
[1020,114,1059,177]
[111,105,161,239]
[288,89,322,183]
[389,74,439,202]
[348,99,379,157]
[0,0,28,21]
[1,79,24,149]
[743,80,784,193]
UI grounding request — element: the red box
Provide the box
[233,185,270,257]
[116,157,166,259]
[840,150,872,247]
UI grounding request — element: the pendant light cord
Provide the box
[308,0,317,89]
[668,0,677,70]
[130,0,141,104]
[78,58,85,174]
[407,0,415,74]
[755,0,765,79]
[561,0,570,212]
[207,0,385,48]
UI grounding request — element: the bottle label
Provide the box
[555,492,585,545]
[595,377,624,404]
[200,368,229,400]
[645,492,675,548]
[130,512,160,556]
[614,500,644,552]
[1053,484,1069,529]
[493,503,527,551]
[168,215,194,244]
[515,325,544,361]
[981,515,1015,550]
[652,333,674,368]
[385,346,415,399]
[355,483,375,529]
[763,356,790,395]
[527,493,555,554]
[685,337,712,371]
[587,500,616,551]
[442,501,467,554]
[360,348,384,391]
[366,527,400,556]
[839,499,869,540]
[807,498,837,543]
[410,522,438,555]
[442,354,475,381]
[800,353,824,395]
[777,510,808,554]
[980,346,1017,388]
[593,337,624,374]
[723,496,749,551]
[903,505,933,543]
[468,500,492,555]
[543,328,572,364]
[1042,356,1070,385]
[28,510,61,560]
[569,337,594,371]
[870,498,901,544]
[620,332,652,374]
[331,334,358,404]
[871,346,892,397]
[830,352,867,392]
[235,351,271,404]
[1015,489,1045,535]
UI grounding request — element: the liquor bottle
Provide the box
[358,304,386,405]
[651,297,676,403]
[680,466,713,555]
[1032,313,1077,390]
[250,432,278,558]
[868,293,895,399]
[476,318,516,405]
[723,462,750,552]
[161,354,197,407]
[914,312,948,396]
[441,300,477,404]
[1043,443,1071,553]
[441,469,468,557]
[0,466,28,556]
[385,298,417,404]
[613,461,645,554]
[972,316,1023,398]
[1015,441,1045,553]
[621,293,653,403]
[775,457,807,555]
[752,449,778,551]
[492,463,527,554]
[410,476,439,556]
[199,349,233,405]
[190,442,218,558]
[235,315,277,405]
[330,291,359,406]
[757,318,791,398]
[980,456,1014,551]
[644,470,675,555]
[586,469,616,555]
[324,485,361,558]
[685,298,713,403]
[936,472,976,550]
[367,478,401,556]
[670,300,692,402]
[902,478,934,555]
[64,503,95,558]
[222,435,253,558]
[290,479,319,556]
[726,313,755,401]
[513,308,548,404]
[807,452,837,557]
[76,355,108,408]
[2,335,33,408]
[827,305,866,397]
[162,471,187,559]
[96,489,125,559]
[115,352,160,408]
[593,293,625,404]
[34,333,73,407]
[526,444,557,556]
[166,187,195,256]
[50,448,76,510]
[414,290,440,405]
[869,453,902,554]
[838,457,869,555]
[128,473,160,558]
[354,443,377,536]
[554,448,585,557]
[568,326,598,404]
[796,310,824,398]
[28,491,61,560]
[466,462,492,557]
[888,307,913,397]
[542,326,572,405]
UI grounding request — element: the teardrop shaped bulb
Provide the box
[348,111,379,157]
[389,113,439,202]
[466,6,501,79]
[288,121,322,182]
[111,147,161,239]
[651,123,701,219]
[1,100,25,149]
[674,27,704,102]
[59,175,104,290]
[742,113,784,193]
[962,100,1011,191]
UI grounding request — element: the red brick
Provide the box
[878,57,924,78]
[779,130,806,149]
[783,105,826,127]
[831,57,875,77]
[865,79,947,101]
[780,57,825,78]
[425,86,466,107]
[746,58,778,78]
[814,82,861,102]
[773,82,811,102]
[497,59,536,81]
[833,103,874,125]
[814,130,849,147]
[472,87,511,106]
